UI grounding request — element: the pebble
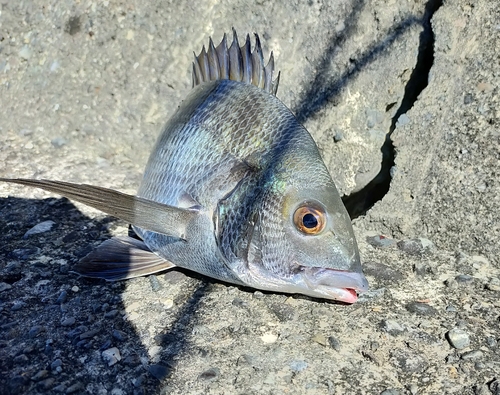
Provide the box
[79,329,99,339]
[102,347,121,366]
[23,220,56,237]
[149,275,163,291]
[312,333,329,346]
[14,354,29,363]
[66,382,84,394]
[112,329,126,342]
[149,364,171,380]
[397,239,424,255]
[461,350,483,360]
[11,301,26,311]
[261,333,278,344]
[366,235,397,248]
[162,299,174,309]
[36,378,55,391]
[406,302,437,316]
[51,137,67,147]
[381,389,402,395]
[0,282,13,292]
[61,317,76,326]
[71,286,79,292]
[474,384,491,395]
[51,358,63,370]
[56,291,68,304]
[198,368,219,381]
[446,328,470,349]
[19,46,33,60]
[289,360,308,372]
[105,309,119,318]
[31,369,49,381]
[29,325,45,338]
[455,274,474,285]
[380,319,405,335]
[486,278,500,292]
[328,336,341,351]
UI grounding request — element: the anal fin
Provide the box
[72,236,175,281]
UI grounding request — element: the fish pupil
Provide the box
[302,213,318,229]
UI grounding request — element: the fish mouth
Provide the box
[301,267,369,303]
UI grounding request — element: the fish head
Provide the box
[227,147,368,303]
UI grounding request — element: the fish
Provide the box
[0,29,368,303]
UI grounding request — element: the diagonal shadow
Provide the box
[0,196,209,394]
[294,5,423,123]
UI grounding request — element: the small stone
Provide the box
[23,220,56,237]
[61,317,75,326]
[198,368,219,381]
[397,239,424,255]
[455,274,474,285]
[446,328,470,349]
[11,301,26,311]
[102,347,121,366]
[253,291,264,299]
[14,354,29,364]
[407,383,418,395]
[461,350,483,360]
[37,377,55,391]
[162,299,174,309]
[104,309,119,318]
[474,384,491,395]
[56,291,68,304]
[65,382,84,394]
[149,364,171,380]
[406,302,437,316]
[261,333,278,344]
[29,325,45,338]
[381,388,402,395]
[380,319,404,335]
[366,235,397,248]
[311,333,329,346]
[31,369,49,381]
[328,336,341,351]
[149,275,162,292]
[0,282,13,292]
[112,329,126,342]
[289,360,308,372]
[19,46,33,60]
[79,329,99,339]
[71,286,79,292]
[486,278,500,292]
[269,303,295,321]
[445,278,458,289]
[51,359,63,370]
[51,137,67,147]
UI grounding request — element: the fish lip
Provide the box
[301,266,369,304]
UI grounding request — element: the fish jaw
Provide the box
[299,267,369,303]
[236,261,369,303]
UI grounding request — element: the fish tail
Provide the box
[192,28,280,95]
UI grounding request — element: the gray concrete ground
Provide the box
[0,1,499,394]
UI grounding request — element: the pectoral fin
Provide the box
[73,236,175,281]
[0,178,198,240]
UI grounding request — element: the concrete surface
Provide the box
[0,0,499,394]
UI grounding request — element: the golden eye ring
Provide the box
[293,204,326,235]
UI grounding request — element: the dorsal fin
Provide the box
[192,28,280,95]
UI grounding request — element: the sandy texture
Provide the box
[1,1,499,394]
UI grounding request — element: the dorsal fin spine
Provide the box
[192,29,280,95]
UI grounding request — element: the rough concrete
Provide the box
[1,0,499,394]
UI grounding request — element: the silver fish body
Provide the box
[0,31,368,303]
[136,74,367,302]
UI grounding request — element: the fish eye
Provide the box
[293,204,326,235]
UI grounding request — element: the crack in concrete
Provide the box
[344,0,444,219]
